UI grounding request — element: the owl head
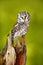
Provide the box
[17,11,30,23]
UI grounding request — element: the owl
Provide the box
[11,11,30,41]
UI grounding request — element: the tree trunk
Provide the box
[15,35,26,65]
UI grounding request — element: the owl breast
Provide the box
[13,23,28,39]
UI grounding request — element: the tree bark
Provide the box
[15,35,26,65]
[1,35,26,65]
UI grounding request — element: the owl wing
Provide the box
[11,22,20,39]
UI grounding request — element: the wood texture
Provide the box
[15,35,26,65]
[1,35,26,65]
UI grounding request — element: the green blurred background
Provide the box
[0,0,43,65]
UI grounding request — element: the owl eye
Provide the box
[25,16,26,19]
[21,17,23,19]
